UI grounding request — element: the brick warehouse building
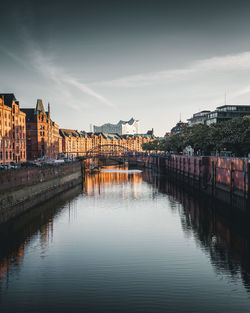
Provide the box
[0,94,26,164]
[59,129,154,158]
[22,100,61,160]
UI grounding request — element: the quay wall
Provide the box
[0,162,82,224]
[130,155,250,210]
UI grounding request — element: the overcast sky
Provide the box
[1,0,250,135]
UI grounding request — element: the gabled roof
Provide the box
[78,131,88,138]
[35,99,45,114]
[0,93,16,107]
[120,134,134,138]
[91,132,108,138]
[102,133,121,139]
[60,128,80,138]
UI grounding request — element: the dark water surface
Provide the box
[1,167,250,313]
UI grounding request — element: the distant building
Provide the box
[146,128,154,136]
[22,100,61,160]
[164,132,170,140]
[93,118,139,135]
[0,93,26,164]
[187,110,211,126]
[170,121,187,135]
[59,129,82,158]
[205,105,250,125]
[59,130,153,158]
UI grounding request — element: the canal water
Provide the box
[1,167,250,313]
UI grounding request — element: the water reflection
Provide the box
[143,170,250,293]
[0,166,143,287]
[0,185,82,288]
[84,165,143,196]
[0,167,250,312]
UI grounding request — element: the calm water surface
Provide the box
[1,167,250,313]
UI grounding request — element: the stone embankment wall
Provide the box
[130,155,250,210]
[0,162,82,224]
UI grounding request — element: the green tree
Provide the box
[143,115,250,156]
[182,124,212,155]
[165,134,184,153]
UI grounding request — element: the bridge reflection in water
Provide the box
[84,165,142,195]
[0,167,250,311]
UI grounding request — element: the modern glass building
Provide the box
[205,105,250,125]
[93,118,139,135]
[187,110,211,125]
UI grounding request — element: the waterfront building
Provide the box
[170,121,187,135]
[59,129,154,158]
[59,129,83,158]
[93,118,139,135]
[22,100,60,160]
[187,110,211,125]
[205,105,250,125]
[0,93,26,164]
[127,133,153,152]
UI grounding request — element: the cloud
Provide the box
[0,46,29,69]
[91,51,250,88]
[30,49,114,108]
[0,8,115,111]
[1,45,114,111]
[225,84,250,100]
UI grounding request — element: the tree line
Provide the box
[142,116,250,156]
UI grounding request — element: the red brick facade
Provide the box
[22,100,60,160]
[0,94,26,164]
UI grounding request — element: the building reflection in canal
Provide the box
[0,166,250,297]
[84,165,143,196]
[0,185,82,288]
[143,170,250,293]
[0,166,142,287]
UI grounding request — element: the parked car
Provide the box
[10,162,18,169]
[0,164,16,170]
[21,161,41,167]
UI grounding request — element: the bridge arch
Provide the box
[86,144,133,158]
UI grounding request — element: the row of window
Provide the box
[0,151,25,160]
[0,140,26,148]
[217,106,250,112]
[0,112,11,119]
[0,121,11,127]
[0,112,25,123]
[0,140,11,148]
